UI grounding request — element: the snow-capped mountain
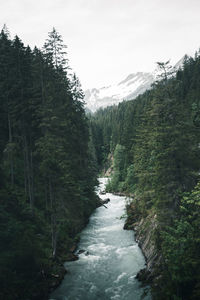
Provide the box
[84,56,187,113]
[84,72,154,112]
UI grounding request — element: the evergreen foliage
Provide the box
[1,24,200,300]
[106,144,126,191]
[0,27,98,300]
[91,55,200,299]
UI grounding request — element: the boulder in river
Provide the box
[100,191,106,195]
[103,198,110,204]
[97,198,110,208]
[77,249,85,255]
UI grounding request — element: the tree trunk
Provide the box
[30,150,34,207]
[8,113,14,186]
[51,214,58,258]
[49,178,57,257]
[24,136,33,211]
[45,181,48,210]
[23,145,27,196]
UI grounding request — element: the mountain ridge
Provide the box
[84,56,186,113]
[84,71,154,112]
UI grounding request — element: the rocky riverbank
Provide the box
[124,202,163,297]
[46,194,111,299]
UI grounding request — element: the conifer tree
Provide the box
[43,27,68,71]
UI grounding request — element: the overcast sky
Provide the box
[1,0,200,89]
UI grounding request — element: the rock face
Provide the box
[124,204,162,288]
[134,215,162,284]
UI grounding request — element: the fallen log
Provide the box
[97,198,110,208]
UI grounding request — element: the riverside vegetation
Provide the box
[0,26,99,300]
[90,58,200,299]
[1,24,200,300]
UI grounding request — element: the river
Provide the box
[50,178,151,300]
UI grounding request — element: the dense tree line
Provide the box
[90,56,200,299]
[0,26,98,300]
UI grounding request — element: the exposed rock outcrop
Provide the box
[124,203,163,290]
[134,215,162,284]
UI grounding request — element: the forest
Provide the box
[90,56,200,299]
[1,23,200,300]
[0,26,98,300]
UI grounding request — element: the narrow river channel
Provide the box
[50,178,151,300]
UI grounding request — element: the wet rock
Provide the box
[97,198,110,208]
[132,213,163,289]
[113,191,124,196]
[66,253,79,261]
[100,191,106,195]
[69,244,77,253]
[103,198,110,203]
[136,268,152,284]
[77,249,85,255]
[123,221,134,230]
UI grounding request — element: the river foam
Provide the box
[50,178,151,300]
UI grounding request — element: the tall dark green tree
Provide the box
[0,27,98,300]
[91,54,200,299]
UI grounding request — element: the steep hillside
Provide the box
[0,28,98,300]
[90,56,200,299]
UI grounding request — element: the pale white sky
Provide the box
[1,0,200,89]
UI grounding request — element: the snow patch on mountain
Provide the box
[84,56,187,113]
[84,72,154,112]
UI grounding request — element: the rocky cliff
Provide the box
[124,203,163,297]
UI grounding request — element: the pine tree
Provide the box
[43,27,68,71]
